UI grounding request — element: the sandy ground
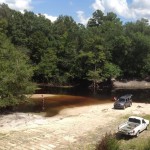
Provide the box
[0,94,150,149]
[0,95,150,133]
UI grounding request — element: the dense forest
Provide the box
[0,4,150,107]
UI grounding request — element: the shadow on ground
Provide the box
[115,132,135,140]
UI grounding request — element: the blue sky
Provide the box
[0,0,150,25]
[32,0,94,23]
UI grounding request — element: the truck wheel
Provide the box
[123,105,126,109]
[145,125,148,130]
[136,131,140,137]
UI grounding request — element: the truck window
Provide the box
[129,118,141,124]
[119,98,125,102]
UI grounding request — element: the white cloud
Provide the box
[92,0,150,22]
[0,0,57,22]
[130,0,150,19]
[43,13,57,22]
[131,0,150,9]
[76,11,90,25]
[0,0,32,12]
[92,0,105,12]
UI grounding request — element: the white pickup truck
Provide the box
[118,116,149,137]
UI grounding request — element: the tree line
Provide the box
[0,3,150,107]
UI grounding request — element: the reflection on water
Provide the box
[36,85,112,100]
[112,89,150,102]
[36,86,150,102]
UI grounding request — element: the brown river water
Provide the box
[14,86,150,117]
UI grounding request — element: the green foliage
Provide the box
[141,114,150,121]
[96,132,120,150]
[1,4,150,87]
[1,3,150,109]
[37,48,58,83]
[52,15,79,84]
[103,62,121,79]
[0,33,36,108]
[87,10,104,27]
[120,137,150,150]
[28,31,50,64]
[123,19,150,78]
[0,3,13,19]
[0,19,8,33]
[87,70,101,82]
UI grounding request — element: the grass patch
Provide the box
[96,132,120,150]
[121,114,150,121]
[143,138,150,150]
[120,138,150,150]
[141,114,150,120]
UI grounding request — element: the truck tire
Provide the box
[136,131,140,137]
[123,105,126,109]
[145,125,148,130]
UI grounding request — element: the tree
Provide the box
[112,35,132,70]
[0,33,36,108]
[7,10,27,46]
[52,15,79,84]
[37,48,58,83]
[0,3,13,19]
[0,18,8,33]
[28,31,50,64]
[81,15,122,89]
[123,19,150,78]
[87,10,104,27]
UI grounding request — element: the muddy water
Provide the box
[15,87,150,117]
[16,95,112,117]
[36,86,150,102]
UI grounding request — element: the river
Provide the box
[15,86,150,116]
[36,85,150,102]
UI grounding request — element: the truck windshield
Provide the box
[129,118,141,124]
[118,98,125,102]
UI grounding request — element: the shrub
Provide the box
[96,132,120,150]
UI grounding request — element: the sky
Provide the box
[0,0,150,25]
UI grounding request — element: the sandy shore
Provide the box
[0,95,150,149]
[113,80,150,89]
[0,96,150,134]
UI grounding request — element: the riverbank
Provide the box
[113,80,150,89]
[1,102,149,133]
[0,95,150,149]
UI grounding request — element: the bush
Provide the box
[96,132,120,150]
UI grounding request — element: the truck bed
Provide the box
[120,123,139,132]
